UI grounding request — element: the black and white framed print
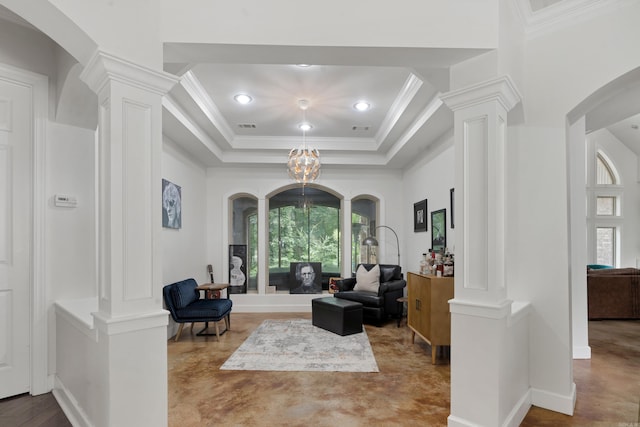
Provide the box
[414,199,427,232]
[162,179,182,229]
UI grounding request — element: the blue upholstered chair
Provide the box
[163,278,232,341]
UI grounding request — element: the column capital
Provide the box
[80,50,178,96]
[441,75,522,113]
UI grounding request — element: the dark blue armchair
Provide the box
[163,278,232,341]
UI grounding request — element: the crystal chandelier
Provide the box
[287,99,320,187]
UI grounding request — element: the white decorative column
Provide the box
[80,51,178,427]
[441,76,522,427]
[342,198,353,278]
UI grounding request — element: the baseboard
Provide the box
[447,414,474,427]
[503,389,532,427]
[531,382,577,415]
[52,376,94,427]
[447,390,532,427]
[573,345,592,359]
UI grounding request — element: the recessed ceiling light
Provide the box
[299,122,312,131]
[296,64,312,67]
[234,94,253,104]
[354,101,371,111]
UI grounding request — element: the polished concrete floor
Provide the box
[2,315,637,426]
[168,314,640,427]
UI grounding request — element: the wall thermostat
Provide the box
[54,194,78,208]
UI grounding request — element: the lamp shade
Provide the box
[361,236,378,264]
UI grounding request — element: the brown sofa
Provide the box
[587,267,640,319]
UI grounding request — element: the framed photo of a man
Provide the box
[431,209,447,253]
[414,199,427,232]
[162,179,182,229]
[289,262,322,294]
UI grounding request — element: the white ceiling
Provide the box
[162,43,486,168]
[1,1,638,166]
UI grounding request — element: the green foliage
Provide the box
[269,204,340,273]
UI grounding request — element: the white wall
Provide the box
[45,121,97,376]
[402,137,456,273]
[46,122,97,300]
[587,129,640,268]
[161,136,208,336]
[161,136,208,284]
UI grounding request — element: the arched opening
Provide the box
[229,194,259,293]
[567,65,640,359]
[351,195,379,270]
[267,186,342,293]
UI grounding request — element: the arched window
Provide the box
[596,153,617,185]
[351,196,378,271]
[268,187,341,292]
[589,151,622,267]
[230,195,258,292]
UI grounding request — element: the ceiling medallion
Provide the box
[287,99,320,188]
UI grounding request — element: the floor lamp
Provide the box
[362,225,400,265]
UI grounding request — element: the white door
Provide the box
[0,76,32,398]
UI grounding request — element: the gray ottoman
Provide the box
[312,297,363,336]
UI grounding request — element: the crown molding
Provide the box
[513,0,636,39]
[179,70,235,144]
[233,135,377,151]
[375,73,423,147]
[441,75,522,113]
[387,94,445,160]
[162,95,225,160]
[80,50,178,96]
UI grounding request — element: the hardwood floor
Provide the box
[0,392,71,427]
[2,317,638,426]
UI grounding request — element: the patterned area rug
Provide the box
[220,319,379,372]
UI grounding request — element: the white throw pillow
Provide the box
[354,264,380,293]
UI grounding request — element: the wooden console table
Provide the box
[407,272,454,364]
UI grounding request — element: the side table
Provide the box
[195,283,230,336]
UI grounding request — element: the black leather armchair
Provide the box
[334,264,406,325]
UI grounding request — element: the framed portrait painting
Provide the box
[162,179,182,229]
[289,262,322,294]
[431,209,447,253]
[414,199,427,232]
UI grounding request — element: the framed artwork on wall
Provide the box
[289,262,322,294]
[431,209,447,253]
[414,199,428,232]
[229,244,248,294]
[162,179,182,229]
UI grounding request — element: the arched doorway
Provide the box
[567,65,640,359]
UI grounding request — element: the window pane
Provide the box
[352,198,377,272]
[596,196,615,216]
[248,213,258,291]
[596,155,615,185]
[596,227,615,266]
[268,188,340,291]
[231,197,258,292]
